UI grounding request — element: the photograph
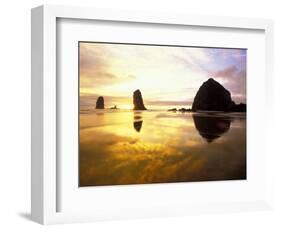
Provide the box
[79,42,247,187]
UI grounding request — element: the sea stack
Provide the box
[192,78,246,112]
[192,78,233,112]
[133,89,147,110]
[96,96,104,109]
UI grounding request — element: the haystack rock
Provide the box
[96,96,104,109]
[133,89,147,110]
[192,78,234,112]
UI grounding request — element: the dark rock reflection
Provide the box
[133,112,143,132]
[192,114,231,143]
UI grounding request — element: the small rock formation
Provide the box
[96,96,104,109]
[168,108,177,112]
[110,105,118,110]
[192,78,246,112]
[230,103,246,112]
[178,108,192,113]
[133,89,147,110]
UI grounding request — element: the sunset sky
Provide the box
[79,42,246,109]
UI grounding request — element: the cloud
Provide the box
[79,42,246,106]
[208,64,246,103]
[79,43,136,89]
[212,65,238,78]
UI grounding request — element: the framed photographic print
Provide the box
[31,5,274,224]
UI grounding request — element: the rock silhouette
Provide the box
[133,89,147,110]
[110,105,119,110]
[231,103,246,112]
[178,108,192,113]
[192,114,231,143]
[96,96,104,109]
[192,78,247,112]
[192,78,233,112]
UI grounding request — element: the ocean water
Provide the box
[79,109,246,186]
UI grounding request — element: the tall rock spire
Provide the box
[96,96,104,109]
[133,89,147,110]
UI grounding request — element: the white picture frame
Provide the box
[31,4,274,225]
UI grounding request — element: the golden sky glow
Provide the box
[79,42,246,109]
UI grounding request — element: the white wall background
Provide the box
[0,0,280,229]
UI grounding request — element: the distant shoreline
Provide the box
[80,108,247,114]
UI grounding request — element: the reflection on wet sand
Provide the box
[133,112,143,132]
[79,110,246,186]
[133,120,143,132]
[192,114,231,143]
